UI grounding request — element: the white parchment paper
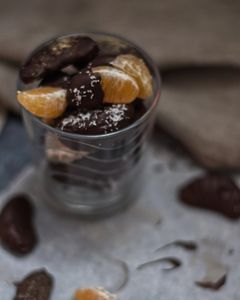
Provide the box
[0,145,240,300]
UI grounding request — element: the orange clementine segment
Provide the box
[93,66,139,104]
[74,287,116,300]
[110,54,153,99]
[17,87,67,118]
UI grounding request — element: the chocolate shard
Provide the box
[14,269,53,300]
[0,194,37,255]
[137,257,182,271]
[67,69,104,110]
[156,240,198,252]
[179,174,240,219]
[110,258,129,292]
[20,36,99,83]
[195,274,227,291]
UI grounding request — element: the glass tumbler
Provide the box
[18,32,161,215]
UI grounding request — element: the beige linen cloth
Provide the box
[0,0,240,168]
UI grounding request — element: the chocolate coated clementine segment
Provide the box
[93,66,139,104]
[111,54,153,99]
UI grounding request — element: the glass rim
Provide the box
[18,31,161,141]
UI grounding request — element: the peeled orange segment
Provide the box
[17,87,67,118]
[93,66,139,104]
[75,287,117,300]
[110,54,153,99]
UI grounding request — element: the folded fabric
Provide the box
[0,0,239,66]
[157,66,240,169]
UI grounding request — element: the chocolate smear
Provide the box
[0,194,37,255]
[156,240,198,252]
[137,257,182,271]
[14,269,53,300]
[179,174,240,219]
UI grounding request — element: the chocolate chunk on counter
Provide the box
[14,269,53,300]
[55,103,135,134]
[67,69,104,110]
[20,36,99,83]
[41,71,70,89]
[179,174,240,219]
[0,195,37,255]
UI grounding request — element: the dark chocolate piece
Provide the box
[75,54,116,70]
[41,71,70,89]
[14,269,53,300]
[97,39,137,57]
[55,103,135,134]
[20,36,99,83]
[179,174,240,219]
[156,240,198,252]
[67,69,104,110]
[0,195,37,255]
[90,54,116,67]
[195,274,227,290]
[137,257,182,271]
[133,98,147,120]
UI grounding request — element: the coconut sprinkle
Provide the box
[59,104,131,134]
[69,71,101,106]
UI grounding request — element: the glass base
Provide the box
[40,160,144,217]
